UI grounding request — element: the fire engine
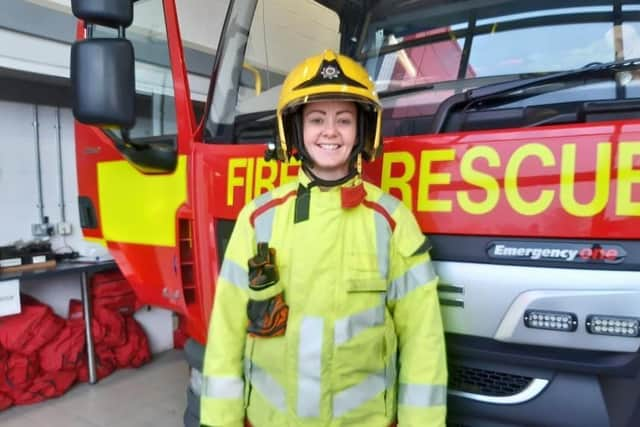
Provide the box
[69,0,640,426]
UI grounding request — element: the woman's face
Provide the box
[302,100,357,181]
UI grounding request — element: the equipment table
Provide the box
[0,260,117,384]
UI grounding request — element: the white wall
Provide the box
[0,101,84,250]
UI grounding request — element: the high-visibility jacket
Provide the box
[201,171,447,427]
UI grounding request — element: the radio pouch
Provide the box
[247,243,289,337]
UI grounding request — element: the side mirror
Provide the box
[71,0,133,28]
[71,39,135,128]
[70,0,178,174]
[70,0,135,128]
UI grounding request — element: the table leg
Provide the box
[80,271,97,384]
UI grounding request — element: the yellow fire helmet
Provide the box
[276,50,382,172]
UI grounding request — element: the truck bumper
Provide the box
[446,333,640,427]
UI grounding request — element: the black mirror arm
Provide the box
[83,22,126,39]
[117,128,145,150]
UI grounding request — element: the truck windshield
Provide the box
[362,0,640,134]
[204,0,339,143]
[205,0,640,142]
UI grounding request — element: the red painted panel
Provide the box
[106,241,186,313]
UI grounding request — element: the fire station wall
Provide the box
[0,100,81,250]
[0,98,174,354]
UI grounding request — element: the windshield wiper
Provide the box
[378,82,435,99]
[432,57,640,133]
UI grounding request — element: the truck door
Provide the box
[74,0,202,315]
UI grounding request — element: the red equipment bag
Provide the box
[0,390,11,411]
[91,270,141,316]
[67,299,118,382]
[77,344,116,382]
[92,304,126,348]
[0,343,6,376]
[11,370,76,405]
[0,352,39,397]
[70,295,130,349]
[113,316,151,368]
[38,322,86,372]
[68,299,105,344]
[0,344,12,410]
[0,294,64,356]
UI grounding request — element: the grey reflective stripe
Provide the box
[254,191,273,209]
[375,194,398,279]
[374,211,392,280]
[297,317,324,417]
[254,206,275,242]
[250,362,287,411]
[252,191,274,242]
[385,349,397,388]
[219,259,249,290]
[201,375,243,399]
[378,193,401,215]
[333,355,397,418]
[333,370,386,417]
[399,383,447,408]
[244,356,251,379]
[388,261,437,301]
[334,304,385,346]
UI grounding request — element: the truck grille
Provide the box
[449,364,533,397]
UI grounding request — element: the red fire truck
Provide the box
[69,0,640,426]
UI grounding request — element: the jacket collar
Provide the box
[294,169,367,224]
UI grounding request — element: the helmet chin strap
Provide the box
[301,163,358,188]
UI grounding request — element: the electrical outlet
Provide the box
[57,222,73,236]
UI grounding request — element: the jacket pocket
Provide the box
[246,292,289,338]
[346,251,387,295]
[347,277,387,293]
[345,252,387,314]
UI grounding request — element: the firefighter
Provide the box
[200,50,447,427]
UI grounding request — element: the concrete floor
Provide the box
[0,349,188,427]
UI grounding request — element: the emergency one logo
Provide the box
[488,241,626,264]
[320,65,340,80]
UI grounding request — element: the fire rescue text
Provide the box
[226,141,640,217]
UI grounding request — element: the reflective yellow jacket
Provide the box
[201,171,447,427]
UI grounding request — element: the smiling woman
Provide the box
[200,50,447,427]
[302,100,357,182]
